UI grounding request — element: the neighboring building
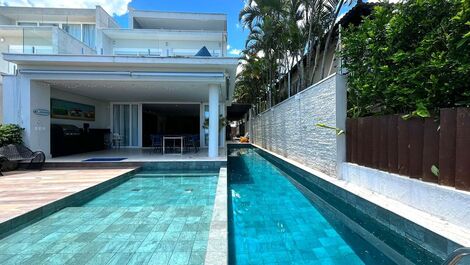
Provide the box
[1,6,237,158]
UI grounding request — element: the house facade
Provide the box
[1,6,237,158]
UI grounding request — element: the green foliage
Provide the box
[0,124,24,146]
[202,115,228,131]
[431,165,440,178]
[235,0,347,107]
[342,0,470,118]
[315,123,345,135]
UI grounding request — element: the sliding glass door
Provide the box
[112,104,139,147]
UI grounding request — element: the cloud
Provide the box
[229,48,242,56]
[227,44,231,50]
[0,0,132,16]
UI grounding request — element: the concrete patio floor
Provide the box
[48,148,227,163]
[0,168,136,224]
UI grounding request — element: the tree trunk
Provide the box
[320,0,345,79]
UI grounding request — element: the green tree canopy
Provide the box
[342,0,470,118]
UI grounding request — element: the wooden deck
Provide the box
[0,168,136,224]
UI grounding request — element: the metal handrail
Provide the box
[442,247,470,265]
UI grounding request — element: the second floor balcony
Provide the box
[0,26,96,74]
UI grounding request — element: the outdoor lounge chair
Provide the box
[0,144,46,175]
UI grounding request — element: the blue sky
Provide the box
[0,0,362,57]
[112,0,248,57]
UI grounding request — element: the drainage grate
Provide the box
[131,188,141,192]
[185,188,194,193]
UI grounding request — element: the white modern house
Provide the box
[1,6,237,158]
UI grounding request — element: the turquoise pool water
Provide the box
[0,171,218,265]
[228,147,441,265]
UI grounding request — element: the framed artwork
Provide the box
[51,98,95,121]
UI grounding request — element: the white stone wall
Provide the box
[342,162,470,233]
[251,74,346,177]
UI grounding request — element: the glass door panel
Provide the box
[112,104,139,147]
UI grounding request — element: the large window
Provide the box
[62,24,81,41]
[112,104,139,147]
[82,24,95,48]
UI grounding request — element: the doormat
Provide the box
[82,157,127,162]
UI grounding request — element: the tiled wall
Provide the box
[250,74,344,177]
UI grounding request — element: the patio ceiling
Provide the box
[47,79,224,102]
[3,53,238,103]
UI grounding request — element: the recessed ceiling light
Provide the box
[0,37,5,42]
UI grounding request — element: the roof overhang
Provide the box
[2,53,238,104]
[0,6,96,23]
[130,9,227,31]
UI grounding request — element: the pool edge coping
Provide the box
[205,167,228,265]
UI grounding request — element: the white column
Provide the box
[208,84,220,158]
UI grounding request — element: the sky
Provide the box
[0,0,391,57]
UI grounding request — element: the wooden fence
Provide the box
[346,108,470,191]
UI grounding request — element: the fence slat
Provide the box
[422,118,439,183]
[408,118,424,178]
[350,119,358,164]
[387,115,399,173]
[364,117,374,167]
[397,117,409,175]
[439,109,456,187]
[346,119,352,163]
[455,108,470,191]
[379,116,389,170]
[357,118,365,165]
[372,117,381,168]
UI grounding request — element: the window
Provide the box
[62,24,81,41]
[82,24,95,47]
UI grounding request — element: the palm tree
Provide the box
[235,0,352,107]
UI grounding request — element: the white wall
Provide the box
[50,88,110,129]
[3,76,51,156]
[342,162,470,233]
[250,74,347,177]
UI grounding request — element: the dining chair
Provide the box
[150,134,163,153]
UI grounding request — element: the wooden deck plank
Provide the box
[0,168,136,224]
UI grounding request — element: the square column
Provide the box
[208,84,220,158]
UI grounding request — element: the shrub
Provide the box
[341,0,470,118]
[0,124,24,146]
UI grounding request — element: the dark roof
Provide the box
[195,46,212,57]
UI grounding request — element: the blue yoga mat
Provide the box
[82,157,127,162]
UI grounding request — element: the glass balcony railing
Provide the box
[5,27,96,55]
[113,47,223,57]
[1,26,96,74]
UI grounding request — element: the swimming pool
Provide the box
[228,146,446,265]
[0,170,218,264]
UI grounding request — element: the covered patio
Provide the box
[2,54,238,160]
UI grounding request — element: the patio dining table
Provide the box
[162,136,184,155]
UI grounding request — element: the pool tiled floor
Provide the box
[0,173,218,265]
